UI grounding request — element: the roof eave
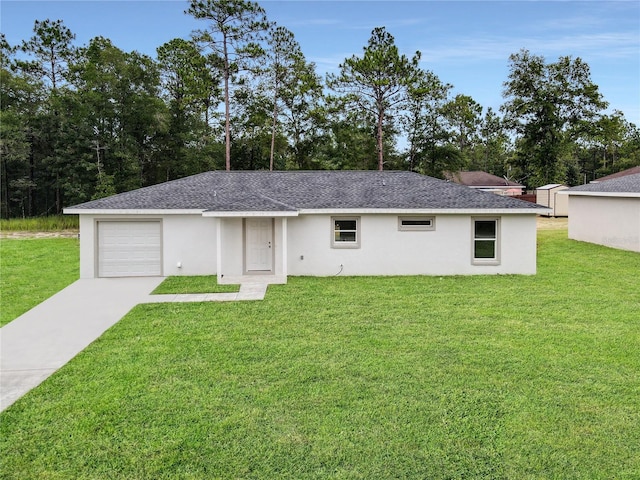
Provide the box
[561,191,640,198]
[63,208,207,215]
[202,210,299,217]
[297,208,546,215]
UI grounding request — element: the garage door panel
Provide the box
[98,221,162,277]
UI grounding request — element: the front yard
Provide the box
[1,229,639,478]
[0,238,79,327]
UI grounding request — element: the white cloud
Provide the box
[419,31,639,64]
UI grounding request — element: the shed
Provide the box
[536,184,569,217]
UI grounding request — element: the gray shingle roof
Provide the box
[567,173,640,193]
[66,170,545,211]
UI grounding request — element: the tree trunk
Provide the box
[223,36,231,171]
[377,108,384,171]
[28,131,34,217]
[270,81,278,171]
[1,157,10,218]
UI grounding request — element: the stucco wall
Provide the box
[568,196,640,252]
[79,214,217,278]
[79,212,538,278]
[218,218,243,278]
[287,213,537,276]
[162,215,217,275]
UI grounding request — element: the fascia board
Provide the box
[63,208,206,215]
[561,191,640,198]
[202,210,299,217]
[297,208,547,215]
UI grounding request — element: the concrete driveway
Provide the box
[0,277,163,412]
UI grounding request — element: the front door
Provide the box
[245,218,273,272]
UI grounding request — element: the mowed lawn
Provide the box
[1,230,639,478]
[0,238,79,327]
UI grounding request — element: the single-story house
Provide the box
[536,184,569,217]
[561,173,640,252]
[64,171,547,282]
[444,171,525,196]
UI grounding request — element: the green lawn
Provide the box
[152,275,239,294]
[1,230,639,478]
[0,238,79,327]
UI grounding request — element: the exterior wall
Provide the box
[162,215,217,275]
[218,218,243,278]
[536,189,550,209]
[537,186,569,216]
[78,214,217,278]
[79,212,539,278]
[553,189,569,216]
[568,196,640,252]
[287,213,537,276]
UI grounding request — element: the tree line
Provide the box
[2,0,638,218]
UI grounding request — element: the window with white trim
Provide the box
[472,217,500,265]
[398,216,435,231]
[332,217,360,248]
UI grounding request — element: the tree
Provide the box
[69,37,167,195]
[475,107,512,177]
[1,34,37,217]
[187,0,270,171]
[156,38,220,179]
[442,94,482,165]
[262,26,323,170]
[501,49,607,186]
[11,20,78,214]
[18,19,76,91]
[328,27,420,170]
[402,68,452,174]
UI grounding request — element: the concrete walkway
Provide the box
[0,278,269,412]
[143,282,268,303]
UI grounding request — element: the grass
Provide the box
[1,230,639,478]
[0,215,79,232]
[0,238,79,327]
[152,275,239,294]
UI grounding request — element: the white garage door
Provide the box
[98,221,162,277]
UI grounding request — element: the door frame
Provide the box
[243,217,275,274]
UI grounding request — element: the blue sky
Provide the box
[2,0,639,125]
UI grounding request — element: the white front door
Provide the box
[245,218,273,272]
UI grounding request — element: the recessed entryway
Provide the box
[244,218,274,273]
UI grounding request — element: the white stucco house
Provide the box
[561,173,640,253]
[64,171,547,282]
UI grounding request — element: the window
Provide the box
[472,218,500,265]
[332,217,360,248]
[398,216,435,231]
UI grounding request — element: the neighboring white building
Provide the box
[536,184,569,217]
[562,173,640,253]
[64,171,547,282]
